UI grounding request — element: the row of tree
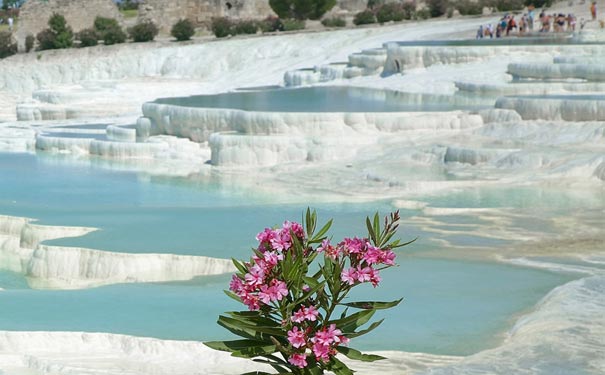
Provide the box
[0,13,197,59]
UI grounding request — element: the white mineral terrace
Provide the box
[0,3,604,374]
[0,215,234,289]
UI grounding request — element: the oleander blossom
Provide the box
[288,353,308,368]
[211,210,407,375]
[229,221,306,310]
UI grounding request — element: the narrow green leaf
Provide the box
[310,219,333,242]
[218,315,285,342]
[231,344,279,358]
[232,258,248,275]
[373,212,380,244]
[391,237,417,248]
[346,319,384,339]
[204,339,272,353]
[227,311,280,327]
[251,358,290,374]
[337,346,386,362]
[341,298,403,310]
[330,309,375,332]
[366,217,376,243]
[329,356,355,375]
[223,290,242,304]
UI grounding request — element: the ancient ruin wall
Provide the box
[138,0,276,34]
[16,0,123,49]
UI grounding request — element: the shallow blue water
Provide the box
[0,151,584,355]
[0,258,572,355]
[153,86,491,113]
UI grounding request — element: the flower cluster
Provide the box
[229,221,305,310]
[287,319,350,368]
[208,210,407,375]
[319,237,396,287]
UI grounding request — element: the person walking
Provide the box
[7,17,13,32]
[590,1,597,20]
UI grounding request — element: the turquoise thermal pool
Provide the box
[0,151,589,356]
[152,86,492,112]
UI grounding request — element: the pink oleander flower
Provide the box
[340,237,366,255]
[312,341,332,362]
[229,274,243,293]
[258,279,289,304]
[292,305,320,323]
[244,264,265,286]
[341,267,358,285]
[240,291,260,311]
[283,220,305,239]
[356,266,373,283]
[292,308,306,323]
[270,230,292,252]
[264,250,283,266]
[369,268,381,287]
[381,249,397,265]
[314,324,343,346]
[288,353,308,368]
[363,244,383,265]
[287,326,307,348]
[303,305,320,321]
[256,228,276,251]
[340,335,350,346]
[318,239,342,259]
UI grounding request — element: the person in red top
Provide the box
[591,1,597,21]
[507,16,517,36]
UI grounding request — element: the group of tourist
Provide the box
[476,1,599,39]
[476,10,584,39]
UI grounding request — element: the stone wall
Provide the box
[16,0,123,49]
[138,0,276,34]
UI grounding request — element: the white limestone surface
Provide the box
[507,62,605,81]
[455,80,605,95]
[141,103,483,142]
[495,96,605,121]
[384,44,605,73]
[0,215,234,290]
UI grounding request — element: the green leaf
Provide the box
[223,290,242,304]
[204,339,273,354]
[310,219,332,242]
[366,217,376,244]
[294,280,326,306]
[231,344,279,358]
[373,212,380,244]
[305,207,317,238]
[337,346,386,362]
[227,311,280,327]
[346,318,384,339]
[251,358,290,374]
[330,309,375,332]
[232,258,248,275]
[341,298,403,310]
[391,237,417,249]
[217,315,285,342]
[329,356,355,375]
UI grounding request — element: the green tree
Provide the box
[0,30,17,58]
[171,18,195,41]
[269,0,336,20]
[1,0,23,11]
[36,13,74,50]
